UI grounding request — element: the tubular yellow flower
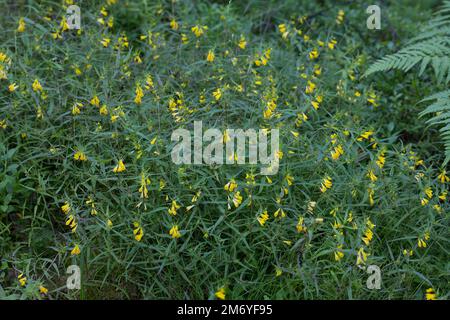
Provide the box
[206,50,215,62]
[71,244,81,255]
[134,84,144,105]
[8,83,18,92]
[169,225,181,238]
[168,200,181,216]
[74,150,87,161]
[213,88,222,101]
[113,159,126,173]
[170,19,179,30]
[32,79,43,92]
[257,210,269,226]
[17,17,26,32]
[133,222,144,241]
[320,176,332,193]
[39,286,48,294]
[367,169,378,182]
[334,245,344,261]
[356,247,369,265]
[425,288,437,300]
[61,202,71,214]
[238,36,247,49]
[215,287,226,300]
[18,273,27,286]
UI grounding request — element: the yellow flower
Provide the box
[74,150,87,161]
[356,247,369,265]
[320,176,332,193]
[0,119,7,129]
[232,191,243,208]
[191,25,207,37]
[99,105,108,115]
[376,152,386,168]
[61,202,71,214]
[274,208,285,218]
[206,50,215,62]
[285,174,294,186]
[424,187,433,199]
[169,225,181,238]
[71,244,81,255]
[113,159,126,173]
[170,19,179,30]
[213,88,222,101]
[215,287,226,300]
[39,286,48,294]
[357,130,374,141]
[107,219,113,228]
[367,169,378,182]
[8,83,18,92]
[438,170,450,183]
[305,81,316,94]
[296,216,306,233]
[328,39,337,50]
[100,38,111,47]
[71,102,83,115]
[336,9,345,24]
[309,48,319,60]
[168,200,181,216]
[17,17,26,32]
[139,172,151,199]
[133,222,144,242]
[331,145,344,160]
[66,214,78,233]
[32,79,43,92]
[134,84,144,105]
[238,36,247,49]
[18,273,27,286]
[334,245,344,261]
[257,210,269,226]
[425,288,437,300]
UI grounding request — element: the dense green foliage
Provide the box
[0,0,448,300]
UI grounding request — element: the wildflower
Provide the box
[424,187,433,199]
[32,79,43,92]
[213,88,222,101]
[169,225,181,238]
[206,50,215,62]
[66,214,78,233]
[356,247,369,265]
[328,39,337,50]
[71,102,83,115]
[17,17,26,32]
[403,249,413,257]
[238,36,247,49]
[357,130,374,141]
[285,174,294,186]
[376,151,386,168]
[296,216,306,233]
[139,172,151,198]
[418,232,430,248]
[257,210,269,226]
[134,84,144,105]
[336,10,345,24]
[168,200,181,216]
[275,267,282,277]
[320,176,332,193]
[133,222,144,241]
[215,287,226,300]
[367,169,378,182]
[71,244,81,255]
[181,33,189,44]
[90,95,100,107]
[274,208,286,218]
[107,219,113,228]
[438,170,450,183]
[39,286,48,294]
[61,202,71,214]
[331,145,344,160]
[145,74,154,90]
[362,227,374,246]
[99,105,108,115]
[305,81,316,94]
[0,119,6,129]
[100,38,111,47]
[309,48,319,60]
[8,83,18,92]
[368,188,375,206]
[85,196,97,215]
[191,25,207,37]
[334,245,344,261]
[170,19,179,30]
[74,150,87,161]
[425,288,437,300]
[18,273,27,286]
[232,191,243,208]
[113,159,126,173]
[439,191,447,201]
